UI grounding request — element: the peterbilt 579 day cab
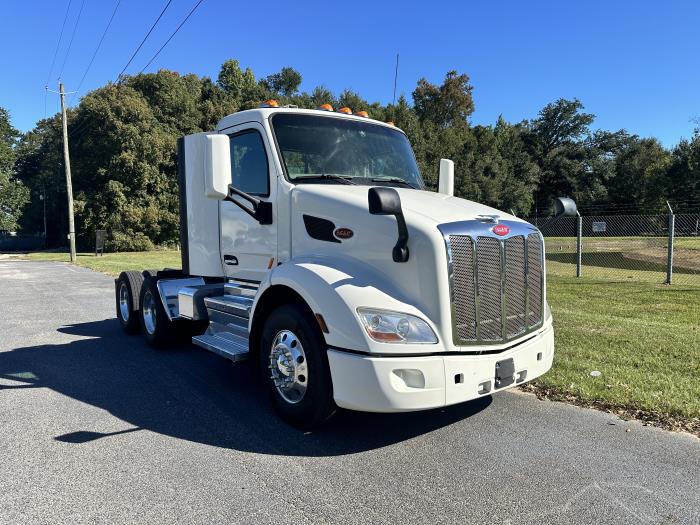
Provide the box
[115,102,574,428]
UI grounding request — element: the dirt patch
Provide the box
[625,247,700,272]
[520,383,700,438]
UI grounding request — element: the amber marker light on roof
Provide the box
[259,99,279,108]
[318,103,334,111]
[355,110,369,118]
[337,107,353,114]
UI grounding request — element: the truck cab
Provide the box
[115,103,560,428]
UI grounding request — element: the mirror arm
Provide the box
[392,213,410,263]
[225,185,273,225]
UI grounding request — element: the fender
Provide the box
[252,255,442,354]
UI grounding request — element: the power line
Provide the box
[138,0,206,74]
[117,0,173,81]
[69,0,122,105]
[45,0,73,117]
[57,0,86,81]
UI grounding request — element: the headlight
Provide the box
[357,308,438,344]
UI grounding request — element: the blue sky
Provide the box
[2,0,698,146]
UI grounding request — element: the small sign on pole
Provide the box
[95,230,106,256]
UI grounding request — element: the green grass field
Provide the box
[16,249,700,434]
[534,275,699,433]
[22,250,182,275]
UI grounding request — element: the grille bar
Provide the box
[441,220,544,347]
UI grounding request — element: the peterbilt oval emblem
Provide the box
[492,224,510,236]
[334,227,354,240]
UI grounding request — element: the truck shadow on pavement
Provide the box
[0,319,491,456]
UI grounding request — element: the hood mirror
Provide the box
[368,187,409,263]
[554,197,578,217]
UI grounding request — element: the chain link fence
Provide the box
[527,213,700,286]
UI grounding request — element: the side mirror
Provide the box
[438,159,454,196]
[554,197,578,217]
[204,134,231,199]
[368,186,402,215]
[368,187,409,262]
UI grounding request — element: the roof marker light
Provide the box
[337,107,352,114]
[356,110,369,118]
[318,103,334,111]
[259,99,279,108]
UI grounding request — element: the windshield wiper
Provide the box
[370,177,416,189]
[294,174,359,185]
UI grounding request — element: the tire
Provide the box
[259,303,336,429]
[115,271,144,335]
[138,275,177,348]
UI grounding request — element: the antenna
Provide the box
[393,53,399,105]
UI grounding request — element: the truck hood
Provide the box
[292,185,520,225]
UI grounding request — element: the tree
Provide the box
[604,137,670,211]
[261,66,302,97]
[529,98,594,156]
[413,71,474,128]
[217,59,257,104]
[0,108,29,231]
[337,89,369,112]
[15,70,239,250]
[528,99,596,212]
[665,131,700,207]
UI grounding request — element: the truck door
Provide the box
[219,123,277,282]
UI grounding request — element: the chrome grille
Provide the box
[442,220,544,346]
[476,237,502,341]
[527,233,543,326]
[449,236,476,340]
[505,236,527,338]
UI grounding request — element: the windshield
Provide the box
[271,113,424,188]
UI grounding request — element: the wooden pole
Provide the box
[59,82,76,262]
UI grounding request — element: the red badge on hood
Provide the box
[492,224,510,236]
[334,227,354,240]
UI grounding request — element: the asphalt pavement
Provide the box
[0,260,698,524]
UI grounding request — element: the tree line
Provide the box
[2,60,699,250]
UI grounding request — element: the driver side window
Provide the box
[229,130,269,196]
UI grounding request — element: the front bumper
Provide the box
[327,323,554,412]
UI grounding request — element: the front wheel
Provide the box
[260,304,336,429]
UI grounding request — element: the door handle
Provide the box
[224,255,238,266]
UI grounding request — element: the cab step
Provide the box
[192,332,249,362]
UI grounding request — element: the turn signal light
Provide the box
[318,103,334,111]
[337,107,352,114]
[259,99,279,108]
[355,110,369,118]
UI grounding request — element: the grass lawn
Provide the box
[13,250,700,434]
[22,250,182,276]
[530,275,700,434]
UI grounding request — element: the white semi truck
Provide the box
[115,102,575,428]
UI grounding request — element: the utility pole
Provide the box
[40,187,47,247]
[59,82,76,262]
[393,53,399,105]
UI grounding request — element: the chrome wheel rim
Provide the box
[142,290,157,335]
[118,283,130,322]
[269,330,308,404]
